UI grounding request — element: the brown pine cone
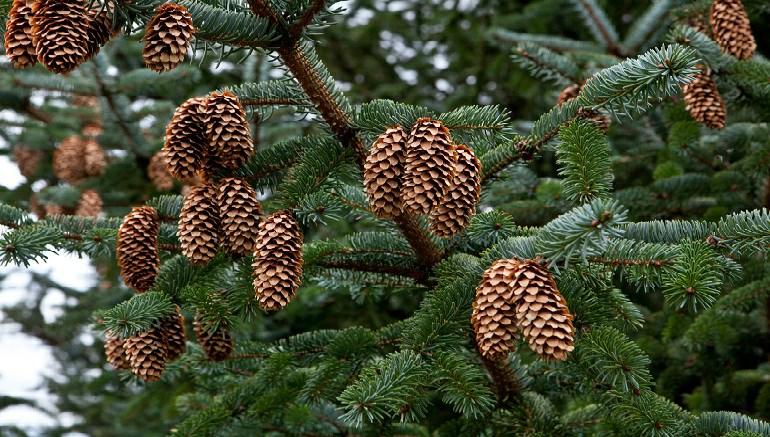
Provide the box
[193,313,233,361]
[511,259,575,361]
[142,3,194,72]
[84,5,115,61]
[4,0,37,68]
[710,0,756,60]
[683,68,726,130]
[576,107,611,133]
[472,259,520,360]
[158,306,186,362]
[204,91,254,171]
[148,149,175,191]
[117,206,160,292]
[179,183,220,265]
[75,189,102,217]
[53,136,87,184]
[218,178,262,256]
[164,97,207,180]
[13,146,43,179]
[123,328,168,382]
[31,0,90,74]
[104,332,130,370]
[401,118,456,215]
[363,126,407,219]
[252,211,303,312]
[557,83,581,105]
[84,139,107,177]
[430,144,481,237]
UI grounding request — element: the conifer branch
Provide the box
[313,259,428,284]
[289,0,328,39]
[480,355,522,401]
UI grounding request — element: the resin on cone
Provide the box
[142,3,194,72]
[204,91,254,170]
[31,0,90,74]
[252,211,303,312]
[683,67,726,130]
[104,333,130,370]
[75,189,102,217]
[159,306,186,362]
[401,118,456,215]
[218,178,262,256]
[472,259,520,360]
[511,259,575,361]
[193,313,233,361]
[710,0,756,60]
[53,136,87,184]
[430,144,481,237]
[179,183,220,265]
[164,97,207,180]
[117,206,160,292]
[4,0,37,68]
[123,328,168,382]
[363,126,407,219]
[148,149,175,191]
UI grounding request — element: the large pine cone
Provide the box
[53,136,87,184]
[142,3,194,72]
[218,178,262,256]
[164,97,207,180]
[4,0,37,68]
[158,306,187,362]
[204,91,254,171]
[472,259,520,360]
[401,118,456,215]
[84,5,114,61]
[117,206,160,292]
[193,313,233,361]
[148,149,175,191]
[179,183,220,265]
[363,126,407,219]
[123,328,168,382]
[75,189,102,217]
[683,68,726,130]
[710,0,756,60]
[252,211,303,312]
[84,139,107,177]
[430,144,481,237]
[31,0,90,74]
[104,332,130,370]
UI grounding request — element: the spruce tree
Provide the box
[1,0,770,435]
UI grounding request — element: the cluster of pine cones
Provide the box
[363,118,482,237]
[472,258,575,362]
[4,0,194,74]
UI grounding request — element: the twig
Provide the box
[288,0,328,39]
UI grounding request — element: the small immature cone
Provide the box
[511,259,575,361]
[683,68,726,130]
[75,189,102,217]
[204,91,254,170]
[31,0,90,74]
[4,0,37,68]
[252,211,303,312]
[84,139,107,177]
[164,97,207,180]
[179,183,220,265]
[117,206,160,292]
[193,313,233,361]
[472,259,520,360]
[218,178,262,256]
[158,306,186,362]
[401,118,457,215]
[104,333,130,370]
[363,126,407,218]
[710,0,756,60]
[84,5,114,61]
[148,150,175,191]
[13,146,43,179]
[430,144,481,237]
[53,136,87,184]
[142,3,194,72]
[123,328,168,382]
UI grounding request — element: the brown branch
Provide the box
[91,66,137,148]
[22,102,52,124]
[576,0,624,57]
[587,256,672,267]
[391,213,444,267]
[159,243,181,252]
[480,354,522,401]
[288,0,328,39]
[240,97,308,106]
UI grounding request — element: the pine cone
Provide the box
[84,6,114,61]
[577,107,611,133]
[158,306,186,362]
[179,183,220,265]
[84,139,107,176]
[252,211,303,312]
[82,122,103,138]
[148,150,175,191]
[164,97,207,180]
[4,0,37,68]
[142,3,194,72]
[401,118,456,215]
[31,0,90,74]
[430,144,481,237]
[472,259,520,360]
[75,189,102,217]
[123,328,167,382]
[511,259,575,361]
[13,146,42,179]
[557,83,581,105]
[204,91,254,171]
[117,206,160,292]
[193,313,233,361]
[683,68,726,130]
[53,136,87,184]
[710,0,756,60]
[363,126,407,219]
[218,178,262,256]
[104,333,130,370]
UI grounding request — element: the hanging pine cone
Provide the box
[363,126,407,219]
[84,5,114,61]
[164,97,207,180]
[158,306,186,362]
[710,0,756,60]
[84,139,107,176]
[218,178,262,256]
[13,146,43,179]
[31,0,90,74]
[75,189,102,217]
[511,259,575,361]
[401,118,456,215]
[4,0,37,68]
[117,206,160,292]
[430,144,481,237]
[142,3,194,72]
[148,149,175,191]
[53,136,87,184]
[179,183,220,265]
[193,313,233,361]
[682,68,726,130]
[471,259,520,360]
[104,332,130,370]
[557,83,581,105]
[204,91,254,171]
[123,328,167,382]
[252,211,303,312]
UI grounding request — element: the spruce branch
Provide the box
[570,0,622,56]
[288,0,328,39]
